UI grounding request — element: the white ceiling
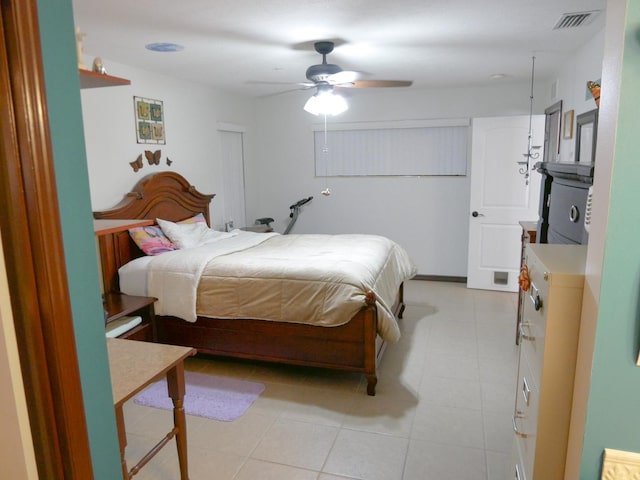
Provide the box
[71,0,606,98]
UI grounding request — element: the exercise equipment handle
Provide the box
[290,196,313,209]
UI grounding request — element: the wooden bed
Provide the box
[94,171,407,395]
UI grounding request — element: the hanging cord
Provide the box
[527,55,535,158]
[322,114,329,153]
[518,55,539,185]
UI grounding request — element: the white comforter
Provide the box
[126,231,416,342]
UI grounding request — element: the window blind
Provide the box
[314,122,468,177]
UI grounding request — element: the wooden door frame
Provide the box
[0,0,93,478]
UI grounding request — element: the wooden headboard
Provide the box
[93,172,215,292]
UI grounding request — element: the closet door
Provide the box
[219,129,247,229]
[467,115,543,292]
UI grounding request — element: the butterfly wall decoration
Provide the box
[129,149,175,172]
[129,154,143,172]
[145,149,161,165]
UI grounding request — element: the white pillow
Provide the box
[156,218,238,249]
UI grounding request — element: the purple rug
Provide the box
[133,371,265,422]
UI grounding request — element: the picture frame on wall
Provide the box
[134,96,165,144]
[563,110,574,139]
[575,109,598,164]
[542,100,562,163]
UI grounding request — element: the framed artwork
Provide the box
[563,110,574,139]
[134,96,165,144]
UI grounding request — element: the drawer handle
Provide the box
[515,463,523,480]
[519,322,535,342]
[512,413,531,438]
[522,377,531,406]
[569,205,580,223]
[529,282,542,311]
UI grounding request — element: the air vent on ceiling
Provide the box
[553,11,600,29]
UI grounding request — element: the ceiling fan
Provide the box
[302,41,413,90]
[251,41,413,114]
[261,41,413,115]
[252,41,413,94]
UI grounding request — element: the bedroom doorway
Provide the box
[218,125,247,229]
[467,115,544,292]
[0,0,94,476]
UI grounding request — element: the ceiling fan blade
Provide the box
[347,80,413,88]
[246,80,315,87]
[258,85,318,98]
[327,70,360,85]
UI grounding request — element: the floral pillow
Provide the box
[129,225,178,256]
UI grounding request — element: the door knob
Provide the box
[471,211,484,217]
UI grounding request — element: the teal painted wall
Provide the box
[581,1,640,477]
[36,0,121,478]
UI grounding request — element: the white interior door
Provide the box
[467,115,544,291]
[219,129,246,229]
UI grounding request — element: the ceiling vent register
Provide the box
[553,11,600,29]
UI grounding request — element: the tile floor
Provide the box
[124,280,519,480]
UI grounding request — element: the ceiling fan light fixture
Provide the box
[304,88,348,116]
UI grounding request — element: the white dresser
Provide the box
[511,244,586,480]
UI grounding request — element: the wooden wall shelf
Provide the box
[79,69,130,89]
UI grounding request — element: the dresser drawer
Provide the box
[519,254,549,382]
[512,437,529,480]
[519,282,547,382]
[514,353,539,432]
[547,178,589,245]
[513,353,539,479]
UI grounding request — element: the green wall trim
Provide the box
[36,0,121,478]
[580,1,640,478]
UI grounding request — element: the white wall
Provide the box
[553,30,606,163]
[248,82,549,276]
[80,59,255,230]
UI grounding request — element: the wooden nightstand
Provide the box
[94,219,158,341]
[103,293,157,341]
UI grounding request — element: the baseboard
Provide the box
[412,274,467,283]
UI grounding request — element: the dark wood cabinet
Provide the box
[94,219,157,341]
